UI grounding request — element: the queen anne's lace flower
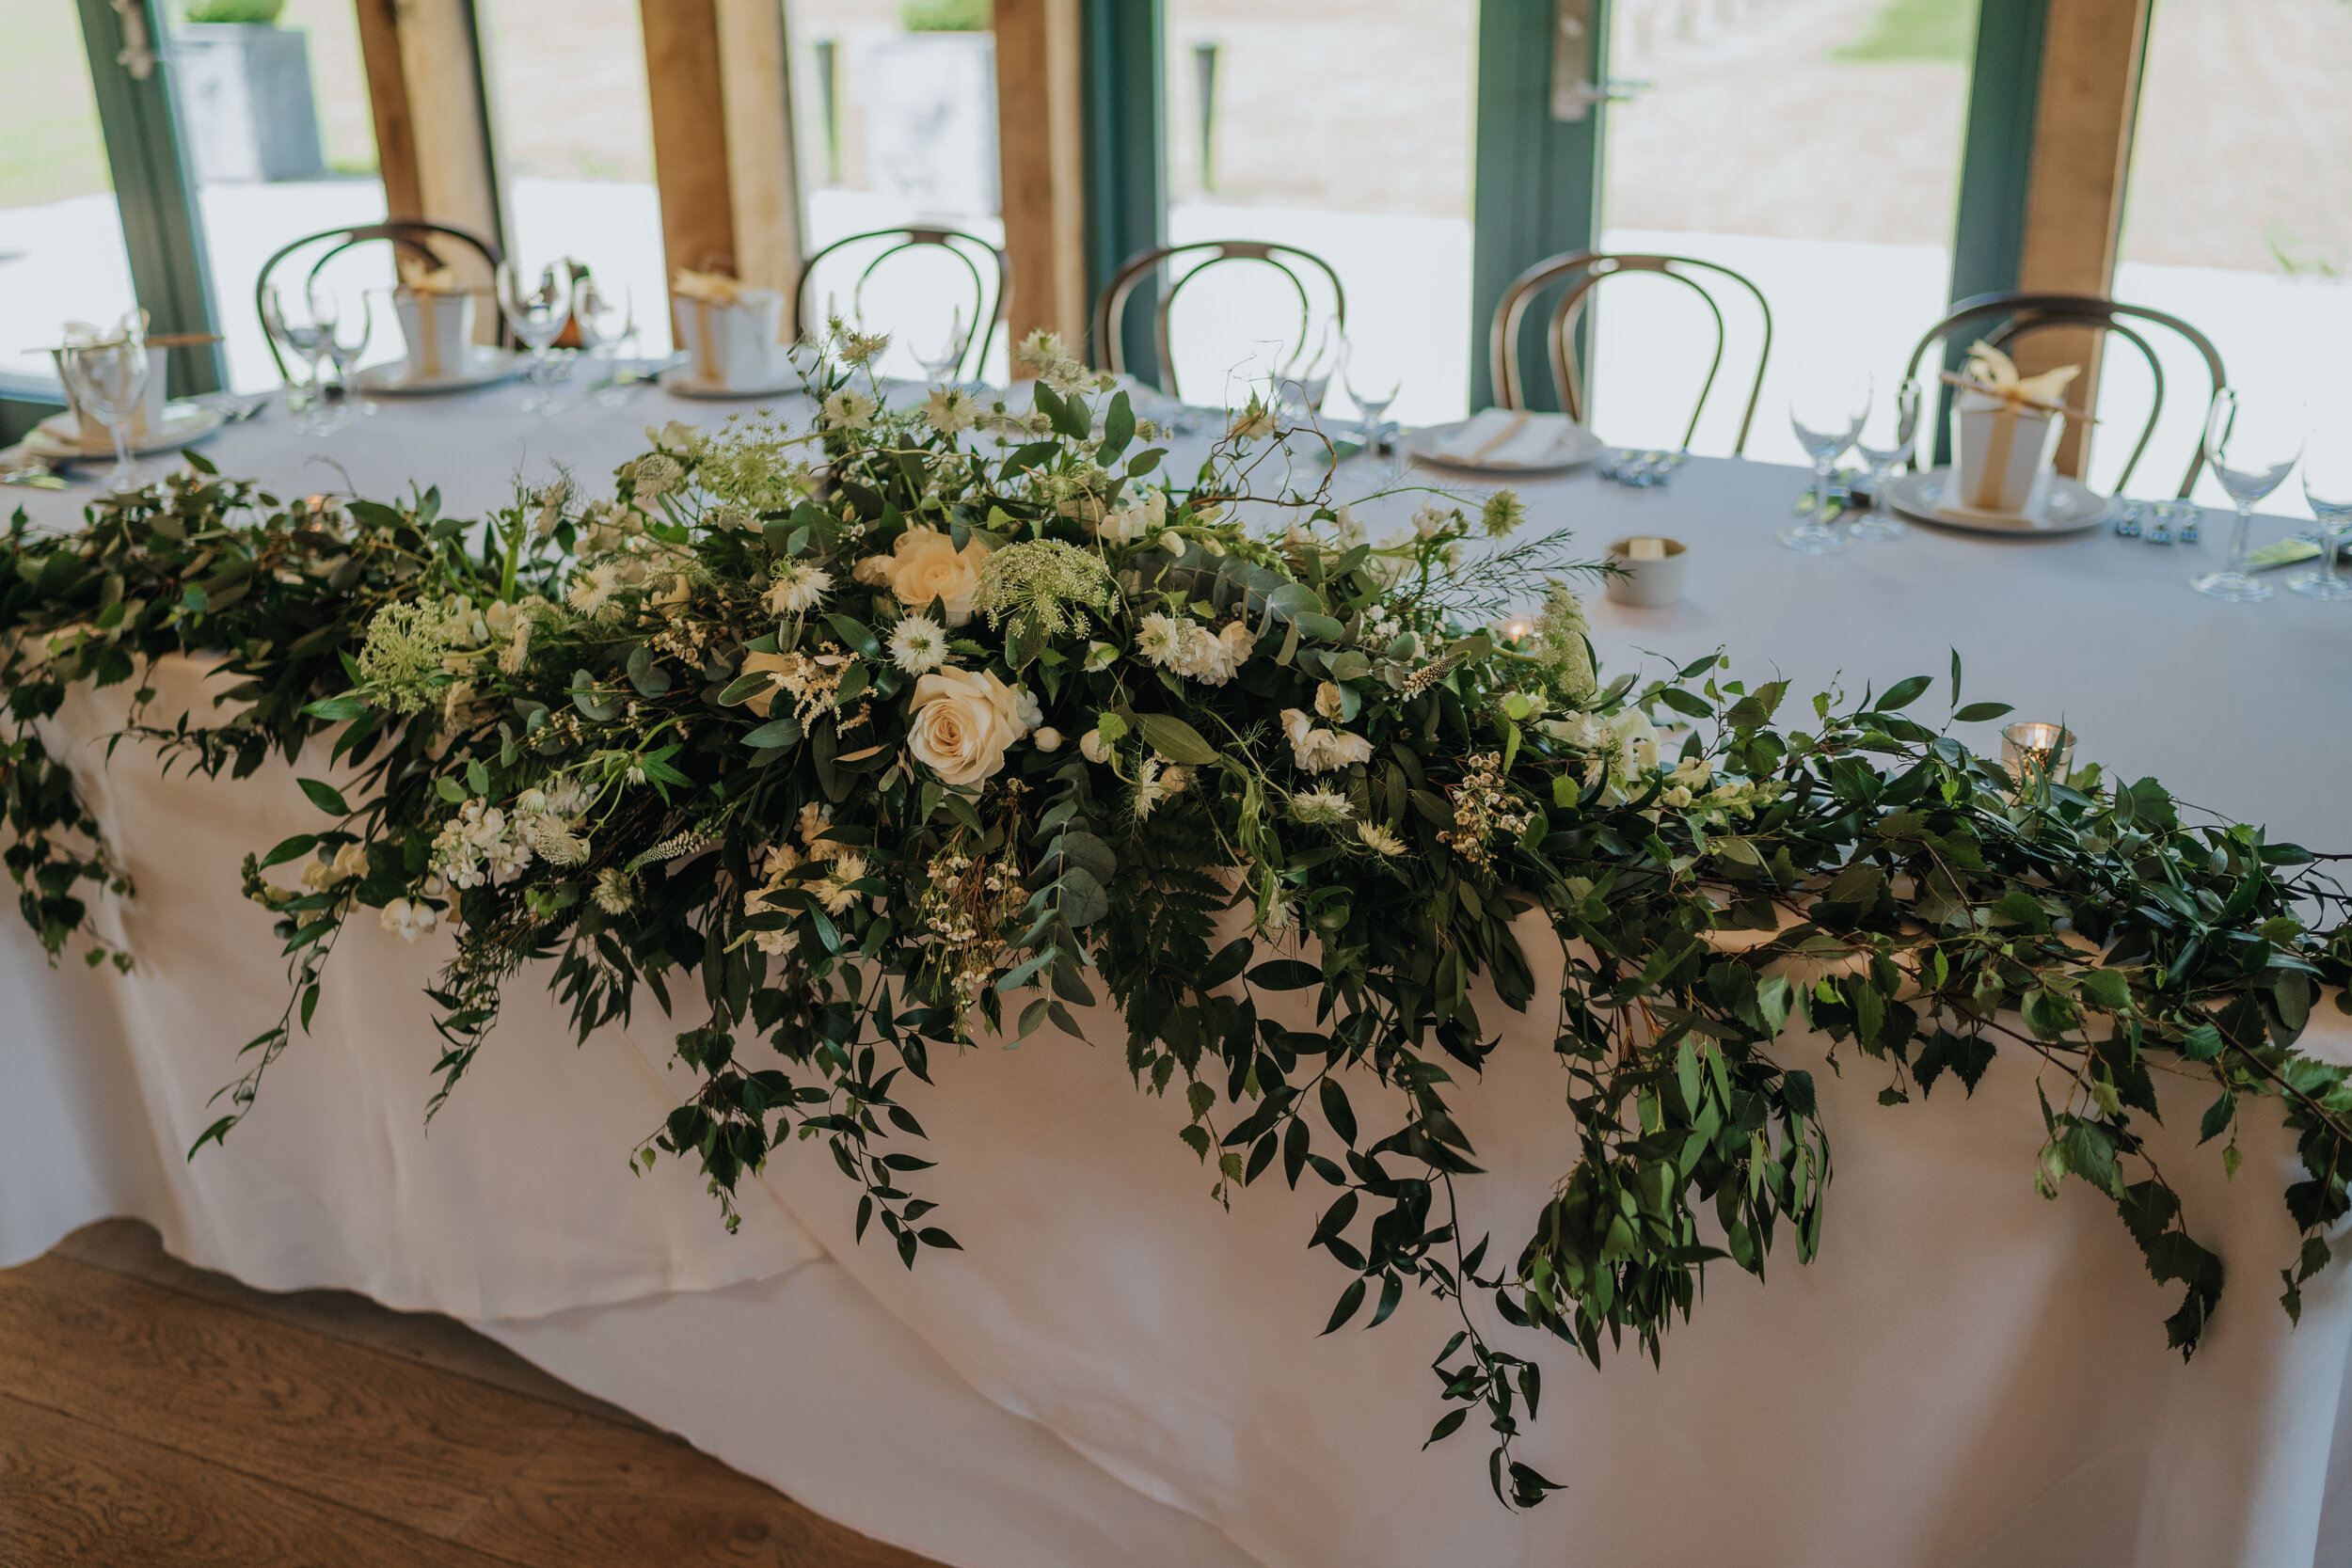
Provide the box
[356,600,461,714]
[976,540,1114,638]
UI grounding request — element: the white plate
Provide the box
[1885,467,2112,537]
[357,347,526,395]
[660,368,808,401]
[1404,416,1607,474]
[29,404,224,457]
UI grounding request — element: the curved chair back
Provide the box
[1490,251,1772,454]
[253,220,505,380]
[1901,292,2226,498]
[1092,240,1346,402]
[797,228,1009,382]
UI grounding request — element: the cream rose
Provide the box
[856,527,990,625]
[907,667,1024,785]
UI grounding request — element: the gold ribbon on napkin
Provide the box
[1941,341,2083,510]
[673,270,743,386]
[395,258,464,377]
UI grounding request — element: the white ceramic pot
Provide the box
[1951,389,2062,515]
[1604,536,1690,608]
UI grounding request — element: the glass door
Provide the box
[1592,0,1985,463]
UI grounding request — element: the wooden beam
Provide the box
[2015,0,2150,475]
[997,0,1087,366]
[351,0,421,220]
[714,0,803,302]
[639,0,735,282]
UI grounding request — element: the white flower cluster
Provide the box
[431,779,595,891]
[1279,709,1375,774]
[1096,485,1167,544]
[1136,612,1255,686]
[743,807,868,949]
[1014,328,1096,396]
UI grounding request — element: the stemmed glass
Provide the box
[2293,437,2352,601]
[499,261,576,416]
[575,279,637,408]
[2193,388,2302,602]
[58,333,151,494]
[914,305,970,388]
[313,286,374,430]
[1850,378,1919,542]
[1340,336,1400,470]
[262,283,336,433]
[1273,323,1336,431]
[1782,374,1869,553]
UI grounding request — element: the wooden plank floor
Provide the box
[0,1220,944,1568]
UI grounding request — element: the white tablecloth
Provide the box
[6,388,2351,1568]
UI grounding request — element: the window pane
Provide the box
[0,6,135,388]
[167,0,388,391]
[476,0,673,351]
[1597,0,1981,461]
[1163,0,1475,424]
[787,0,1009,384]
[2103,0,2352,516]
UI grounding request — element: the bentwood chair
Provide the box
[1489,251,1772,454]
[1091,240,1346,403]
[252,220,506,381]
[1900,292,2228,498]
[797,228,1009,383]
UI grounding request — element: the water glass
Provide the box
[59,335,151,493]
[499,261,576,416]
[1782,375,1869,554]
[575,279,637,407]
[2295,441,2352,601]
[914,304,970,388]
[262,284,337,434]
[1850,379,1919,542]
[1340,336,1401,469]
[314,286,375,430]
[2193,388,2301,602]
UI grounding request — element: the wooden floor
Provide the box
[0,1219,942,1567]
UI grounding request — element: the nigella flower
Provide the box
[566,562,623,618]
[592,868,636,915]
[1357,823,1406,856]
[766,562,834,616]
[1136,611,1187,670]
[925,387,979,436]
[815,851,868,914]
[1291,788,1354,827]
[821,388,878,431]
[888,612,949,675]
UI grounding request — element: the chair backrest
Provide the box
[796,228,1009,382]
[1900,292,2227,499]
[1489,250,1773,455]
[1091,240,1346,403]
[252,221,505,381]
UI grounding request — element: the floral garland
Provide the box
[4,327,2349,1506]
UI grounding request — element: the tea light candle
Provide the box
[2001,721,2075,784]
[1627,536,1667,561]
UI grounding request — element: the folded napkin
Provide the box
[1438,408,1577,467]
[1950,341,2078,414]
[396,256,461,294]
[60,309,147,348]
[674,269,745,307]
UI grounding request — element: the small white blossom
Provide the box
[1358,823,1406,856]
[821,388,878,431]
[380,897,437,942]
[1291,789,1354,827]
[766,562,834,615]
[925,387,979,435]
[593,868,636,914]
[888,613,950,675]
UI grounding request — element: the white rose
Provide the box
[859,528,990,625]
[907,667,1024,785]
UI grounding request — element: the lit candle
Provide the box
[2000,721,2076,784]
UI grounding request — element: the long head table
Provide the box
[4,385,2348,1568]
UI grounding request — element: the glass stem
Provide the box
[2229,502,2254,577]
[108,420,131,490]
[1814,458,1834,533]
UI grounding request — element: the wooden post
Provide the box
[350,0,498,338]
[351,0,421,220]
[715,0,803,303]
[2015,0,2150,476]
[996,0,1088,367]
[640,0,737,287]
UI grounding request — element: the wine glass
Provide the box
[262,283,336,433]
[1850,378,1919,542]
[59,333,151,494]
[575,278,637,407]
[1340,336,1401,470]
[499,260,576,415]
[312,285,374,430]
[1273,322,1336,431]
[2193,388,2302,602]
[1782,373,1869,554]
[2294,436,2352,601]
[914,305,970,388]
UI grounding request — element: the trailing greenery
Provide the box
[183,0,288,26]
[4,329,2348,1508]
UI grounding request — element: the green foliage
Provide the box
[899,0,990,31]
[1832,0,1975,62]
[183,0,288,24]
[4,333,2347,1511]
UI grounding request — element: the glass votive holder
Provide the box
[2001,721,2075,784]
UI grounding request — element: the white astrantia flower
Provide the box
[1358,823,1406,856]
[766,562,834,616]
[821,388,878,431]
[925,387,979,436]
[631,454,683,507]
[592,867,636,915]
[887,612,949,675]
[1291,789,1354,827]
[567,561,624,618]
[381,897,437,942]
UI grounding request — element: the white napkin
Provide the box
[1437,409,1576,467]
